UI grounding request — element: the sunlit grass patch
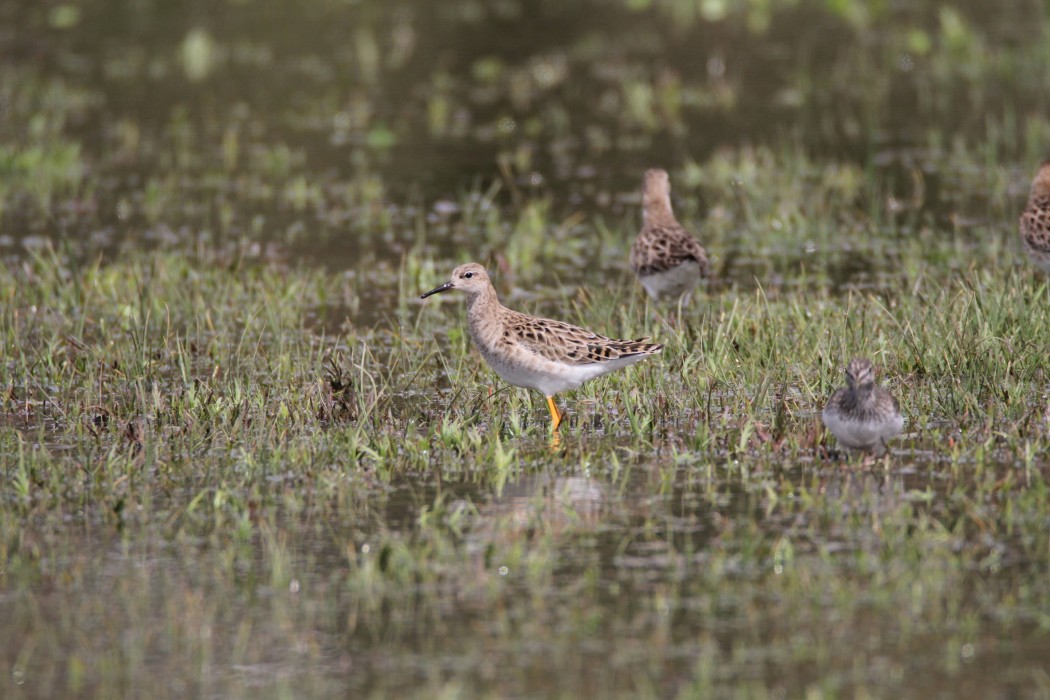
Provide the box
[0,139,85,209]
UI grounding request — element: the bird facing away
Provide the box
[630,168,709,301]
[421,263,663,435]
[822,357,903,457]
[1020,159,1050,273]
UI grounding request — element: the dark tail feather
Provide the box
[620,339,663,356]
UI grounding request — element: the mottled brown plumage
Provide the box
[1020,160,1050,272]
[422,263,662,434]
[630,168,709,300]
[504,315,656,366]
[822,358,903,456]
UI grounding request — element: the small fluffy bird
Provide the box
[822,358,903,456]
[630,168,709,301]
[421,263,663,434]
[1019,159,1050,272]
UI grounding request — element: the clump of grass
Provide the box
[0,140,85,213]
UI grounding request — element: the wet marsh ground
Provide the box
[3,0,1050,698]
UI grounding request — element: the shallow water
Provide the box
[4,454,1046,698]
[1,0,1042,273]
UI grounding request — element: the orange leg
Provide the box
[545,395,563,433]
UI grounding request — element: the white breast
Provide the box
[822,409,904,454]
[481,345,648,396]
[638,260,703,300]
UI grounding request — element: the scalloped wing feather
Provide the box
[1021,196,1050,253]
[505,311,662,366]
[630,224,709,276]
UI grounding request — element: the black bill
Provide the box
[420,281,454,299]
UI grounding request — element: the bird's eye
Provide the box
[463,272,474,279]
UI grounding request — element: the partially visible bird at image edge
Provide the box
[1020,159,1050,272]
